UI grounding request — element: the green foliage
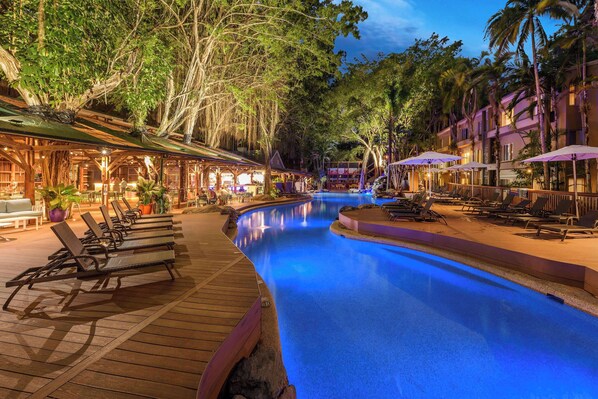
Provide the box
[112,35,173,128]
[136,177,161,205]
[37,184,81,211]
[0,1,150,109]
[154,185,170,214]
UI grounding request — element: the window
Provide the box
[502,143,513,162]
[501,109,514,126]
[569,85,576,106]
[462,151,471,164]
[475,149,482,163]
[461,128,469,141]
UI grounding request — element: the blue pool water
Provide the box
[234,193,598,398]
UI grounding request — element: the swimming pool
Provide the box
[235,193,598,398]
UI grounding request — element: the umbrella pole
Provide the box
[428,163,432,197]
[573,156,579,218]
[471,170,474,197]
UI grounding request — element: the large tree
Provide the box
[0,0,160,121]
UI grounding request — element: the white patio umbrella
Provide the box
[454,161,489,197]
[393,151,462,194]
[522,145,598,217]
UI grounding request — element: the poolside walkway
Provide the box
[339,204,598,295]
[0,213,261,398]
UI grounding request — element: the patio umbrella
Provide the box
[522,145,598,217]
[393,151,462,194]
[455,162,489,197]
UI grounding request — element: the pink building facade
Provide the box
[435,61,598,192]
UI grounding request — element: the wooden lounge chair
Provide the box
[500,197,549,224]
[3,222,175,310]
[122,197,173,220]
[509,199,574,229]
[100,205,174,237]
[112,201,173,225]
[486,199,531,218]
[471,193,516,215]
[389,198,447,224]
[461,192,500,212]
[110,201,173,231]
[536,211,598,241]
[81,212,174,252]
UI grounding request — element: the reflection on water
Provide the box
[235,193,598,399]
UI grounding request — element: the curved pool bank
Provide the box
[338,207,598,296]
[235,193,598,399]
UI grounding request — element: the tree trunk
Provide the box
[359,148,371,190]
[387,108,393,190]
[42,150,71,187]
[530,23,550,189]
[580,39,591,192]
[264,149,272,195]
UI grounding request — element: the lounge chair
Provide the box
[471,193,516,215]
[382,195,426,219]
[111,201,173,231]
[112,201,173,225]
[509,199,574,229]
[122,198,173,220]
[81,212,174,251]
[461,192,500,212]
[536,211,598,241]
[486,199,531,218]
[500,197,549,224]
[3,221,175,310]
[389,198,447,224]
[100,205,173,236]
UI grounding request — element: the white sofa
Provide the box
[0,199,44,229]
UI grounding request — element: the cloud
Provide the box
[337,0,425,60]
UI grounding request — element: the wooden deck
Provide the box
[0,212,261,398]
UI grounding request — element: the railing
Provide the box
[447,183,598,215]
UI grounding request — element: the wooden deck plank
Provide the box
[103,348,207,374]
[49,382,149,399]
[71,371,197,399]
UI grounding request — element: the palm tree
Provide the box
[485,0,578,188]
[440,60,468,155]
[480,52,514,185]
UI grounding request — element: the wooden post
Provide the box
[24,137,35,204]
[195,163,203,193]
[178,160,187,207]
[215,168,222,190]
[101,155,110,206]
[203,164,211,189]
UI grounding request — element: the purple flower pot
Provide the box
[49,208,67,223]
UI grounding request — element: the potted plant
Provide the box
[37,184,81,222]
[136,177,160,215]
